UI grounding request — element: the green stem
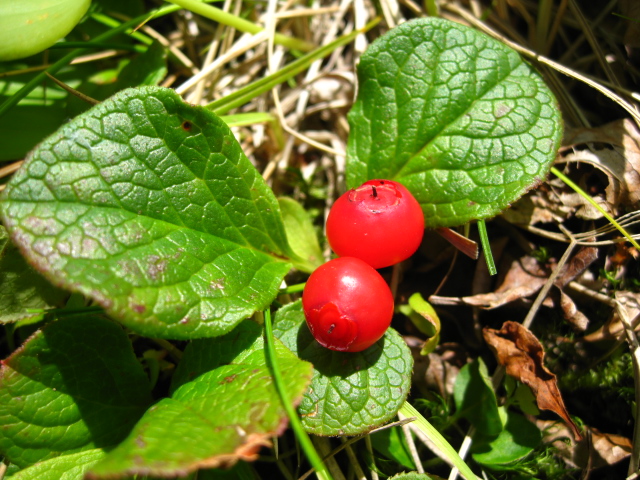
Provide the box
[399,402,480,480]
[48,42,145,52]
[477,219,497,275]
[424,0,439,17]
[263,309,332,480]
[166,0,314,52]
[279,282,306,294]
[551,167,640,250]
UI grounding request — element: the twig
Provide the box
[44,72,99,105]
[617,298,640,476]
[340,439,367,480]
[365,435,379,480]
[298,418,416,480]
[448,430,475,480]
[400,418,424,473]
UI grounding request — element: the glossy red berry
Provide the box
[302,257,394,352]
[326,179,424,269]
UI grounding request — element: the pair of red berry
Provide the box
[302,180,425,352]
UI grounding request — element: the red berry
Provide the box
[302,257,394,352]
[326,179,424,269]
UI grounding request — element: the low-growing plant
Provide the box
[0,10,592,480]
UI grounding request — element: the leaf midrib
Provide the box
[4,198,289,264]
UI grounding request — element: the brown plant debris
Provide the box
[483,321,583,441]
[538,420,632,470]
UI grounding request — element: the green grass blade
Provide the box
[399,402,480,480]
[220,112,275,127]
[166,0,314,52]
[551,166,640,249]
[263,309,333,480]
[207,17,381,115]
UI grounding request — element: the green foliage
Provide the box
[272,300,413,436]
[453,358,502,437]
[370,426,416,470]
[89,320,312,478]
[397,293,441,355]
[346,17,562,228]
[1,86,297,340]
[0,316,153,468]
[0,7,572,480]
[6,449,106,480]
[0,226,67,323]
[278,197,324,272]
[0,0,91,61]
[471,410,541,468]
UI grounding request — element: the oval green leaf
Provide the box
[1,86,294,339]
[273,300,413,436]
[346,17,562,228]
[471,411,541,467]
[89,320,312,478]
[0,226,67,323]
[7,449,106,480]
[0,0,91,61]
[278,197,323,272]
[0,316,153,468]
[453,358,502,437]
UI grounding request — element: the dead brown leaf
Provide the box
[483,321,583,441]
[538,420,632,470]
[559,119,640,216]
[501,184,574,226]
[553,246,598,331]
[621,0,640,47]
[555,246,599,288]
[583,291,640,342]
[430,255,548,309]
[408,340,467,398]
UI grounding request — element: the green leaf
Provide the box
[112,40,168,91]
[0,316,153,468]
[389,473,445,480]
[0,226,67,323]
[278,197,323,272]
[0,0,91,61]
[370,426,416,470]
[197,461,257,480]
[7,449,106,480]
[453,358,502,437]
[346,17,562,228]
[1,86,294,339]
[272,300,413,436]
[471,411,541,467]
[397,293,441,355]
[89,319,312,478]
[0,104,68,161]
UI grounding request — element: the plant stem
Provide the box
[551,167,640,250]
[166,0,314,52]
[477,220,497,275]
[280,282,306,294]
[263,309,332,480]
